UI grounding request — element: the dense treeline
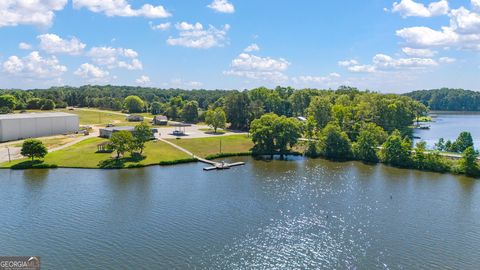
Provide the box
[405,88,480,111]
[0,85,230,112]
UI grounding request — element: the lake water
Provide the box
[414,111,480,149]
[1,157,480,269]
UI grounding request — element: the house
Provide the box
[99,126,135,138]
[126,115,144,122]
[153,115,168,126]
[0,112,79,142]
[99,126,158,139]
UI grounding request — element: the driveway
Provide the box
[156,124,248,139]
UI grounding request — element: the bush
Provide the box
[159,158,198,166]
[11,160,58,170]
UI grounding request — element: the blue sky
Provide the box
[0,0,479,92]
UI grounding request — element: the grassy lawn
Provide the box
[56,109,126,125]
[11,134,84,148]
[167,135,253,158]
[1,137,192,169]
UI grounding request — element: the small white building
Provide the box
[0,112,79,142]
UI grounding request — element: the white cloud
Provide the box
[74,63,109,81]
[224,53,290,82]
[348,65,377,73]
[402,47,438,57]
[208,0,235,14]
[0,0,67,28]
[167,22,230,49]
[338,59,359,67]
[392,0,449,18]
[473,0,480,11]
[340,54,440,74]
[439,56,456,63]
[150,22,171,31]
[18,42,32,50]
[450,7,480,34]
[2,51,67,79]
[73,0,171,18]
[87,47,143,70]
[396,3,480,51]
[396,26,459,46]
[244,43,260,52]
[38,34,86,55]
[136,75,151,85]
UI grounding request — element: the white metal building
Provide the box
[0,112,79,142]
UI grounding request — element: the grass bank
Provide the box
[0,137,193,169]
[167,135,253,158]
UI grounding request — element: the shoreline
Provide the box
[1,152,478,180]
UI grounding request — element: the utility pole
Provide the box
[7,147,11,163]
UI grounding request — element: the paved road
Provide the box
[157,124,248,139]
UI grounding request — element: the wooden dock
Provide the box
[158,138,246,171]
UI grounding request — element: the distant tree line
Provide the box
[405,88,480,111]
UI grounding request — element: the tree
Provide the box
[26,98,43,110]
[380,130,412,167]
[124,96,145,113]
[307,96,332,129]
[40,99,56,110]
[250,113,276,155]
[110,131,134,158]
[272,116,302,157]
[0,94,17,112]
[151,102,163,115]
[353,129,379,163]
[224,91,251,130]
[132,123,152,154]
[181,101,199,123]
[318,123,352,160]
[250,113,301,157]
[453,132,474,153]
[459,146,480,177]
[21,139,48,161]
[205,108,226,133]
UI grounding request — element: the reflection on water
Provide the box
[0,157,479,269]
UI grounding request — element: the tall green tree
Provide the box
[380,130,412,167]
[40,99,56,110]
[224,92,251,130]
[250,113,301,157]
[272,116,302,157]
[205,107,226,133]
[0,94,17,112]
[181,101,199,123]
[318,123,352,160]
[110,131,134,158]
[124,96,145,113]
[454,132,474,153]
[459,146,480,177]
[150,102,163,115]
[21,139,48,161]
[307,96,332,129]
[353,129,379,163]
[132,123,152,154]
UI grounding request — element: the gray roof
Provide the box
[0,112,78,120]
[101,126,135,132]
[155,115,168,121]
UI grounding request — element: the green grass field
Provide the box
[1,137,192,169]
[167,135,253,158]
